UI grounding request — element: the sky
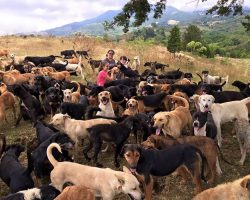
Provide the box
[0,0,249,35]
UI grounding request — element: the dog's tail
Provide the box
[47,143,62,167]
[169,95,189,109]
[196,73,203,83]
[241,97,250,105]
[71,81,81,93]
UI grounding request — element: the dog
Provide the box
[31,133,74,179]
[44,87,62,116]
[198,94,250,146]
[141,135,222,185]
[131,56,140,71]
[47,143,143,200]
[123,144,206,199]
[133,93,171,113]
[54,185,95,200]
[60,101,88,120]
[46,71,71,82]
[0,82,16,123]
[62,81,81,103]
[0,144,34,193]
[96,91,116,117]
[192,111,217,139]
[31,67,56,75]
[153,96,192,138]
[24,55,57,66]
[200,70,229,84]
[123,99,139,116]
[8,84,45,126]
[88,58,102,72]
[193,175,250,200]
[1,185,60,200]
[60,50,77,59]
[84,116,140,167]
[233,118,250,165]
[49,113,116,147]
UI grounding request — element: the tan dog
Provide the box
[54,186,95,200]
[153,96,192,138]
[49,113,116,147]
[47,143,143,200]
[169,95,190,110]
[65,55,79,64]
[0,71,35,85]
[96,91,115,118]
[193,175,250,200]
[46,71,71,82]
[62,81,81,103]
[175,78,191,85]
[123,99,139,116]
[142,135,222,185]
[31,67,56,75]
[0,82,16,123]
[0,49,9,58]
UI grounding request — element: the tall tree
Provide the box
[104,0,247,32]
[242,15,250,31]
[167,26,181,54]
[183,25,202,49]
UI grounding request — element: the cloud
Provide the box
[0,0,248,35]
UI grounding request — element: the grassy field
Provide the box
[0,35,250,199]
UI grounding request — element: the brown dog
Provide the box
[193,175,250,200]
[173,91,189,102]
[141,135,222,185]
[153,96,192,138]
[0,82,16,123]
[54,185,95,200]
[31,67,56,75]
[123,99,139,116]
[0,49,9,58]
[0,71,35,85]
[47,71,71,82]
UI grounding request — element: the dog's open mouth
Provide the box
[129,167,137,173]
[128,193,141,200]
[101,97,109,105]
[155,124,163,136]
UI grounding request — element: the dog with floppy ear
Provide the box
[193,175,250,200]
[47,143,143,200]
[123,99,139,116]
[96,91,115,118]
[62,81,81,103]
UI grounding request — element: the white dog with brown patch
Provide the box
[96,91,115,118]
[198,94,250,147]
[47,143,143,200]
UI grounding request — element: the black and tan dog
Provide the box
[141,135,222,185]
[123,144,206,200]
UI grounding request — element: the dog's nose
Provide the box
[193,122,199,127]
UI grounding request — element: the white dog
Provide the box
[198,94,250,146]
[202,71,229,84]
[131,56,140,71]
[47,143,142,200]
[96,91,115,118]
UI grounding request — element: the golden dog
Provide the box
[46,71,71,82]
[123,99,139,116]
[193,175,250,200]
[153,96,192,138]
[0,70,35,85]
[54,185,95,200]
[0,82,16,123]
[31,67,56,75]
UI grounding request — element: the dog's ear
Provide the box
[240,177,250,190]
[210,95,215,103]
[114,174,125,191]
[63,114,70,119]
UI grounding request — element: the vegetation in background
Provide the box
[167,26,181,54]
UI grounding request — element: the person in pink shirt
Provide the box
[97,61,116,86]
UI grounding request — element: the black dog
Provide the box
[1,185,60,200]
[117,62,140,78]
[88,58,102,72]
[104,78,138,88]
[24,55,57,66]
[43,87,62,115]
[158,68,184,79]
[76,50,89,59]
[0,144,34,193]
[84,116,139,168]
[60,50,77,59]
[34,121,59,144]
[141,85,155,96]
[192,111,217,139]
[144,61,168,72]
[60,101,88,120]
[8,84,45,126]
[146,75,175,84]
[123,144,206,199]
[31,133,74,179]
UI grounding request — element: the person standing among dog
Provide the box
[102,49,117,69]
[97,61,116,86]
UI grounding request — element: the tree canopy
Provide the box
[167,26,181,54]
[104,0,248,32]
